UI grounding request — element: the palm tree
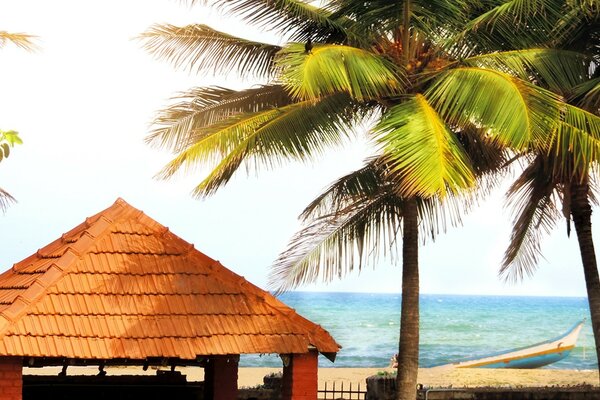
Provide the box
[0,32,33,212]
[140,1,600,398]
[494,1,600,375]
[0,130,22,212]
[271,132,510,398]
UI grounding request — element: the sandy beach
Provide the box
[24,366,600,389]
[236,367,600,388]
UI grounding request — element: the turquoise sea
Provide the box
[240,292,596,369]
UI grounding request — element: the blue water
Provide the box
[240,292,596,369]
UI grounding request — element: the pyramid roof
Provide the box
[0,199,339,363]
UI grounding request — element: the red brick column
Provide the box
[0,357,22,400]
[281,350,318,400]
[204,355,238,400]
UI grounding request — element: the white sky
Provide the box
[0,0,593,297]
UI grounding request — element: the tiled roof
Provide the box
[0,199,339,362]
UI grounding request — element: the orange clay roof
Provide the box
[0,198,339,361]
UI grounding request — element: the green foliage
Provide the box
[157,93,366,197]
[0,130,22,163]
[181,0,353,44]
[275,43,404,101]
[147,85,293,152]
[501,155,562,281]
[0,130,21,212]
[375,95,475,198]
[142,0,600,292]
[463,49,593,95]
[426,67,562,150]
[455,0,566,52]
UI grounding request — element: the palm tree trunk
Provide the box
[396,197,419,400]
[570,179,600,382]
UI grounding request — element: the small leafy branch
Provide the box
[0,130,22,162]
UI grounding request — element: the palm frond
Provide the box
[426,67,562,150]
[571,77,600,112]
[551,3,600,50]
[0,188,16,213]
[464,49,593,94]
[269,190,403,292]
[157,93,366,196]
[182,0,352,44]
[300,159,383,220]
[0,32,38,51]
[375,94,475,198]
[138,24,281,78]
[501,156,561,282]
[276,42,404,101]
[147,85,293,152]
[270,156,480,292]
[548,103,600,175]
[302,158,478,240]
[324,0,397,37]
[453,0,565,51]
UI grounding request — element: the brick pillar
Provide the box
[281,350,318,400]
[204,355,238,400]
[0,357,22,400]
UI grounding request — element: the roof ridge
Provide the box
[0,200,123,337]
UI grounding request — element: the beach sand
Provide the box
[24,366,600,389]
[236,367,600,388]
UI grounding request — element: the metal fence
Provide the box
[318,381,366,400]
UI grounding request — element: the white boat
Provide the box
[432,320,585,369]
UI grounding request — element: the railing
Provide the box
[318,381,366,400]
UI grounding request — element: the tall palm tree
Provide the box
[140,1,600,398]
[493,1,600,374]
[271,132,510,398]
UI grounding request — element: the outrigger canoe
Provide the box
[432,320,585,369]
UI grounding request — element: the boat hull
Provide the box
[432,321,584,369]
[474,348,573,369]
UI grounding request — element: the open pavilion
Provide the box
[0,198,340,400]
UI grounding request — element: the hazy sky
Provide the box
[0,0,593,297]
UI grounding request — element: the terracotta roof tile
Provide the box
[0,198,340,361]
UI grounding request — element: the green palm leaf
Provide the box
[270,191,403,292]
[158,93,366,196]
[183,0,352,43]
[571,77,600,111]
[552,2,600,50]
[464,49,593,94]
[426,67,562,150]
[549,104,600,174]
[501,156,561,282]
[375,94,475,198]
[147,85,293,151]
[138,24,281,78]
[454,0,565,51]
[276,43,404,101]
[270,158,480,292]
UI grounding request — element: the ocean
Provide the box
[239,292,596,369]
